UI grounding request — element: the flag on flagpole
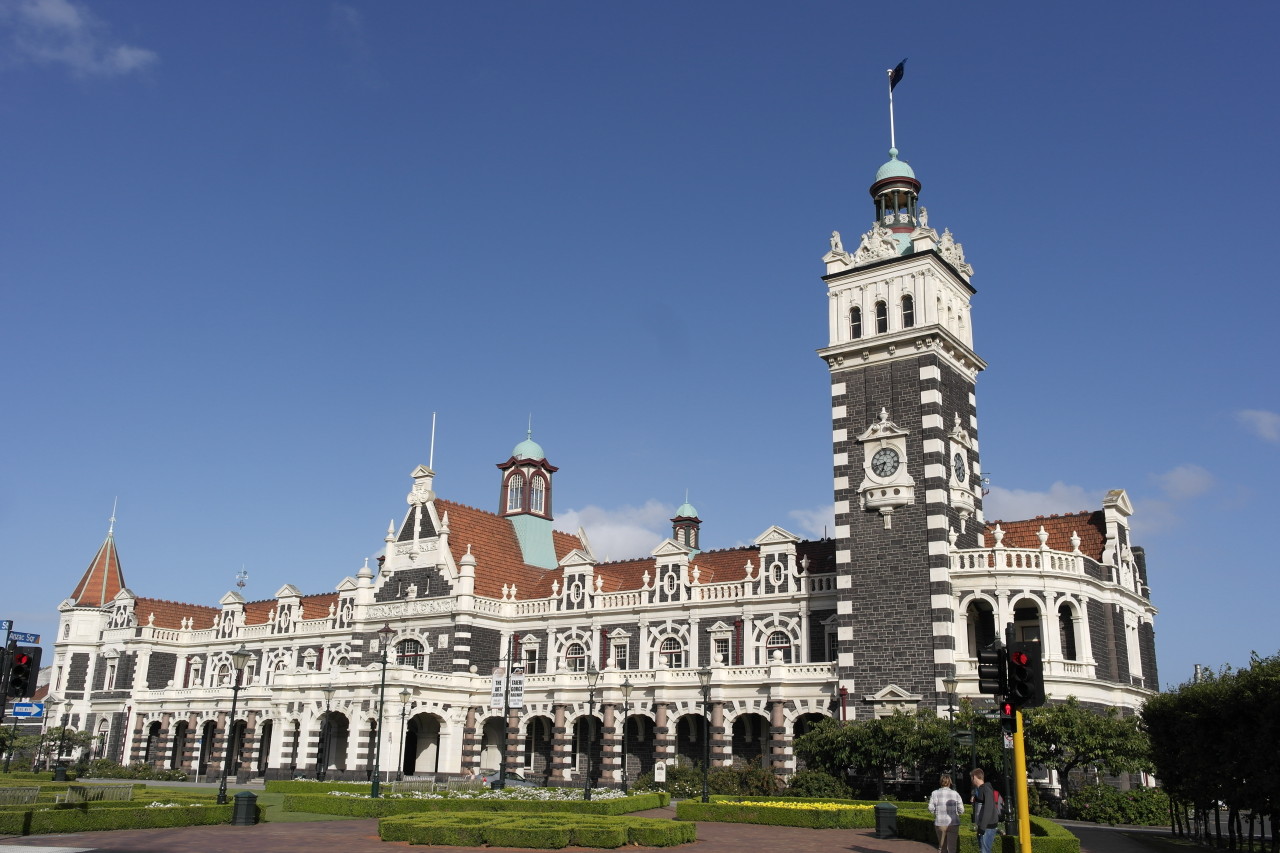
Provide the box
[889,59,906,91]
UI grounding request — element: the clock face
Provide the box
[953,452,967,483]
[871,447,900,478]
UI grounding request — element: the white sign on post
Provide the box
[654,761,667,783]
[490,667,506,710]
[507,667,525,709]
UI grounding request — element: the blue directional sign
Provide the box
[0,620,11,630]
[12,703,44,718]
[9,631,39,644]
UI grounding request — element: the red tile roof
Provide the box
[436,499,582,599]
[133,597,219,630]
[983,511,1107,561]
[69,534,126,607]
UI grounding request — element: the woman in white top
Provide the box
[927,773,965,853]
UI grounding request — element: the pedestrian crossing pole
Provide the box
[1013,711,1032,853]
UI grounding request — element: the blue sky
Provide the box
[2,1,1276,689]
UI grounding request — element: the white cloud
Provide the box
[982,482,1102,522]
[1238,409,1280,443]
[0,0,157,76]
[556,500,673,562]
[1154,464,1213,500]
[787,504,835,539]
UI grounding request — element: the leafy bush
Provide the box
[81,760,187,782]
[634,763,707,800]
[676,799,875,828]
[378,813,695,848]
[781,770,852,799]
[1066,785,1169,826]
[0,803,239,836]
[708,765,782,796]
[896,810,1082,853]
[284,791,666,818]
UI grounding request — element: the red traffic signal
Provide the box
[6,644,41,698]
[1006,641,1045,710]
[999,700,1017,733]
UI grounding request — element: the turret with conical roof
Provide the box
[69,516,126,607]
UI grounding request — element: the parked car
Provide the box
[481,770,539,788]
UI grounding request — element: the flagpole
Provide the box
[887,67,896,150]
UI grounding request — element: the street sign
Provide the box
[12,702,44,718]
[9,631,39,644]
[490,667,506,710]
[0,620,11,631]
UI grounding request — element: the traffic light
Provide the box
[999,699,1017,733]
[976,642,1007,696]
[7,644,41,698]
[1006,641,1045,710]
[0,644,10,696]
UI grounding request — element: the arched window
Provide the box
[565,642,586,673]
[1058,604,1078,661]
[901,294,915,328]
[506,474,524,512]
[396,639,426,670]
[530,477,545,514]
[850,306,863,339]
[875,301,888,334]
[659,637,684,669]
[766,631,793,663]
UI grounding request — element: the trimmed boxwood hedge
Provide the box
[264,780,374,795]
[676,799,876,828]
[285,791,667,818]
[895,811,1080,853]
[0,803,240,836]
[378,813,696,848]
[708,794,884,807]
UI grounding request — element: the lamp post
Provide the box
[317,686,335,781]
[398,688,411,781]
[582,664,600,801]
[620,677,633,795]
[371,622,395,798]
[697,666,712,803]
[942,676,958,793]
[216,645,252,805]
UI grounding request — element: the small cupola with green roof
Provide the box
[671,495,702,553]
[496,428,560,569]
[870,147,922,239]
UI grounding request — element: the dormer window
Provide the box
[530,476,545,514]
[507,474,525,512]
[565,642,586,673]
[901,294,915,328]
[875,301,888,334]
[850,306,863,339]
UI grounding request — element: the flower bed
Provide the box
[285,790,667,818]
[0,802,239,836]
[676,799,876,828]
[378,812,696,848]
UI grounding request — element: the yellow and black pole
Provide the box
[1013,711,1032,853]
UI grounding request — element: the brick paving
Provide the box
[0,806,1195,853]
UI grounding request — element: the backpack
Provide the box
[992,788,1009,823]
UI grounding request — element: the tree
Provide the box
[1022,697,1150,802]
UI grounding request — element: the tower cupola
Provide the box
[671,498,701,552]
[870,147,922,249]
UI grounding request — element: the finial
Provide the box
[236,567,248,590]
[428,411,437,470]
[108,496,118,536]
[527,413,533,441]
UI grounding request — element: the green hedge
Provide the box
[709,794,887,807]
[895,811,1080,853]
[379,813,696,848]
[285,791,667,818]
[0,803,240,836]
[264,780,373,795]
[676,800,876,828]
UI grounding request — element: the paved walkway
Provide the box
[0,807,1205,853]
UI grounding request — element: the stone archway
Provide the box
[623,715,655,781]
[404,712,442,777]
[732,713,770,768]
[522,715,553,782]
[674,713,708,769]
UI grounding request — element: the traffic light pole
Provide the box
[1014,711,1032,853]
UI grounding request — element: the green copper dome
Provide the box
[875,147,916,182]
[513,434,545,461]
[674,501,699,518]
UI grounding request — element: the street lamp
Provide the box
[620,677,633,795]
[318,687,335,781]
[216,645,252,805]
[398,688,411,782]
[582,664,600,801]
[371,622,395,798]
[697,666,712,803]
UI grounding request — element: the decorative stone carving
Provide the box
[852,223,901,267]
[368,598,455,619]
[938,228,974,276]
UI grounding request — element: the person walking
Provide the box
[928,773,965,853]
[970,768,1000,853]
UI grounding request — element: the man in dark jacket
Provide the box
[970,768,1000,853]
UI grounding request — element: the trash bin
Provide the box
[52,765,68,782]
[232,791,258,826]
[874,802,897,838]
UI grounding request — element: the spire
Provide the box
[69,512,126,607]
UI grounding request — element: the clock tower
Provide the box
[819,147,986,718]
